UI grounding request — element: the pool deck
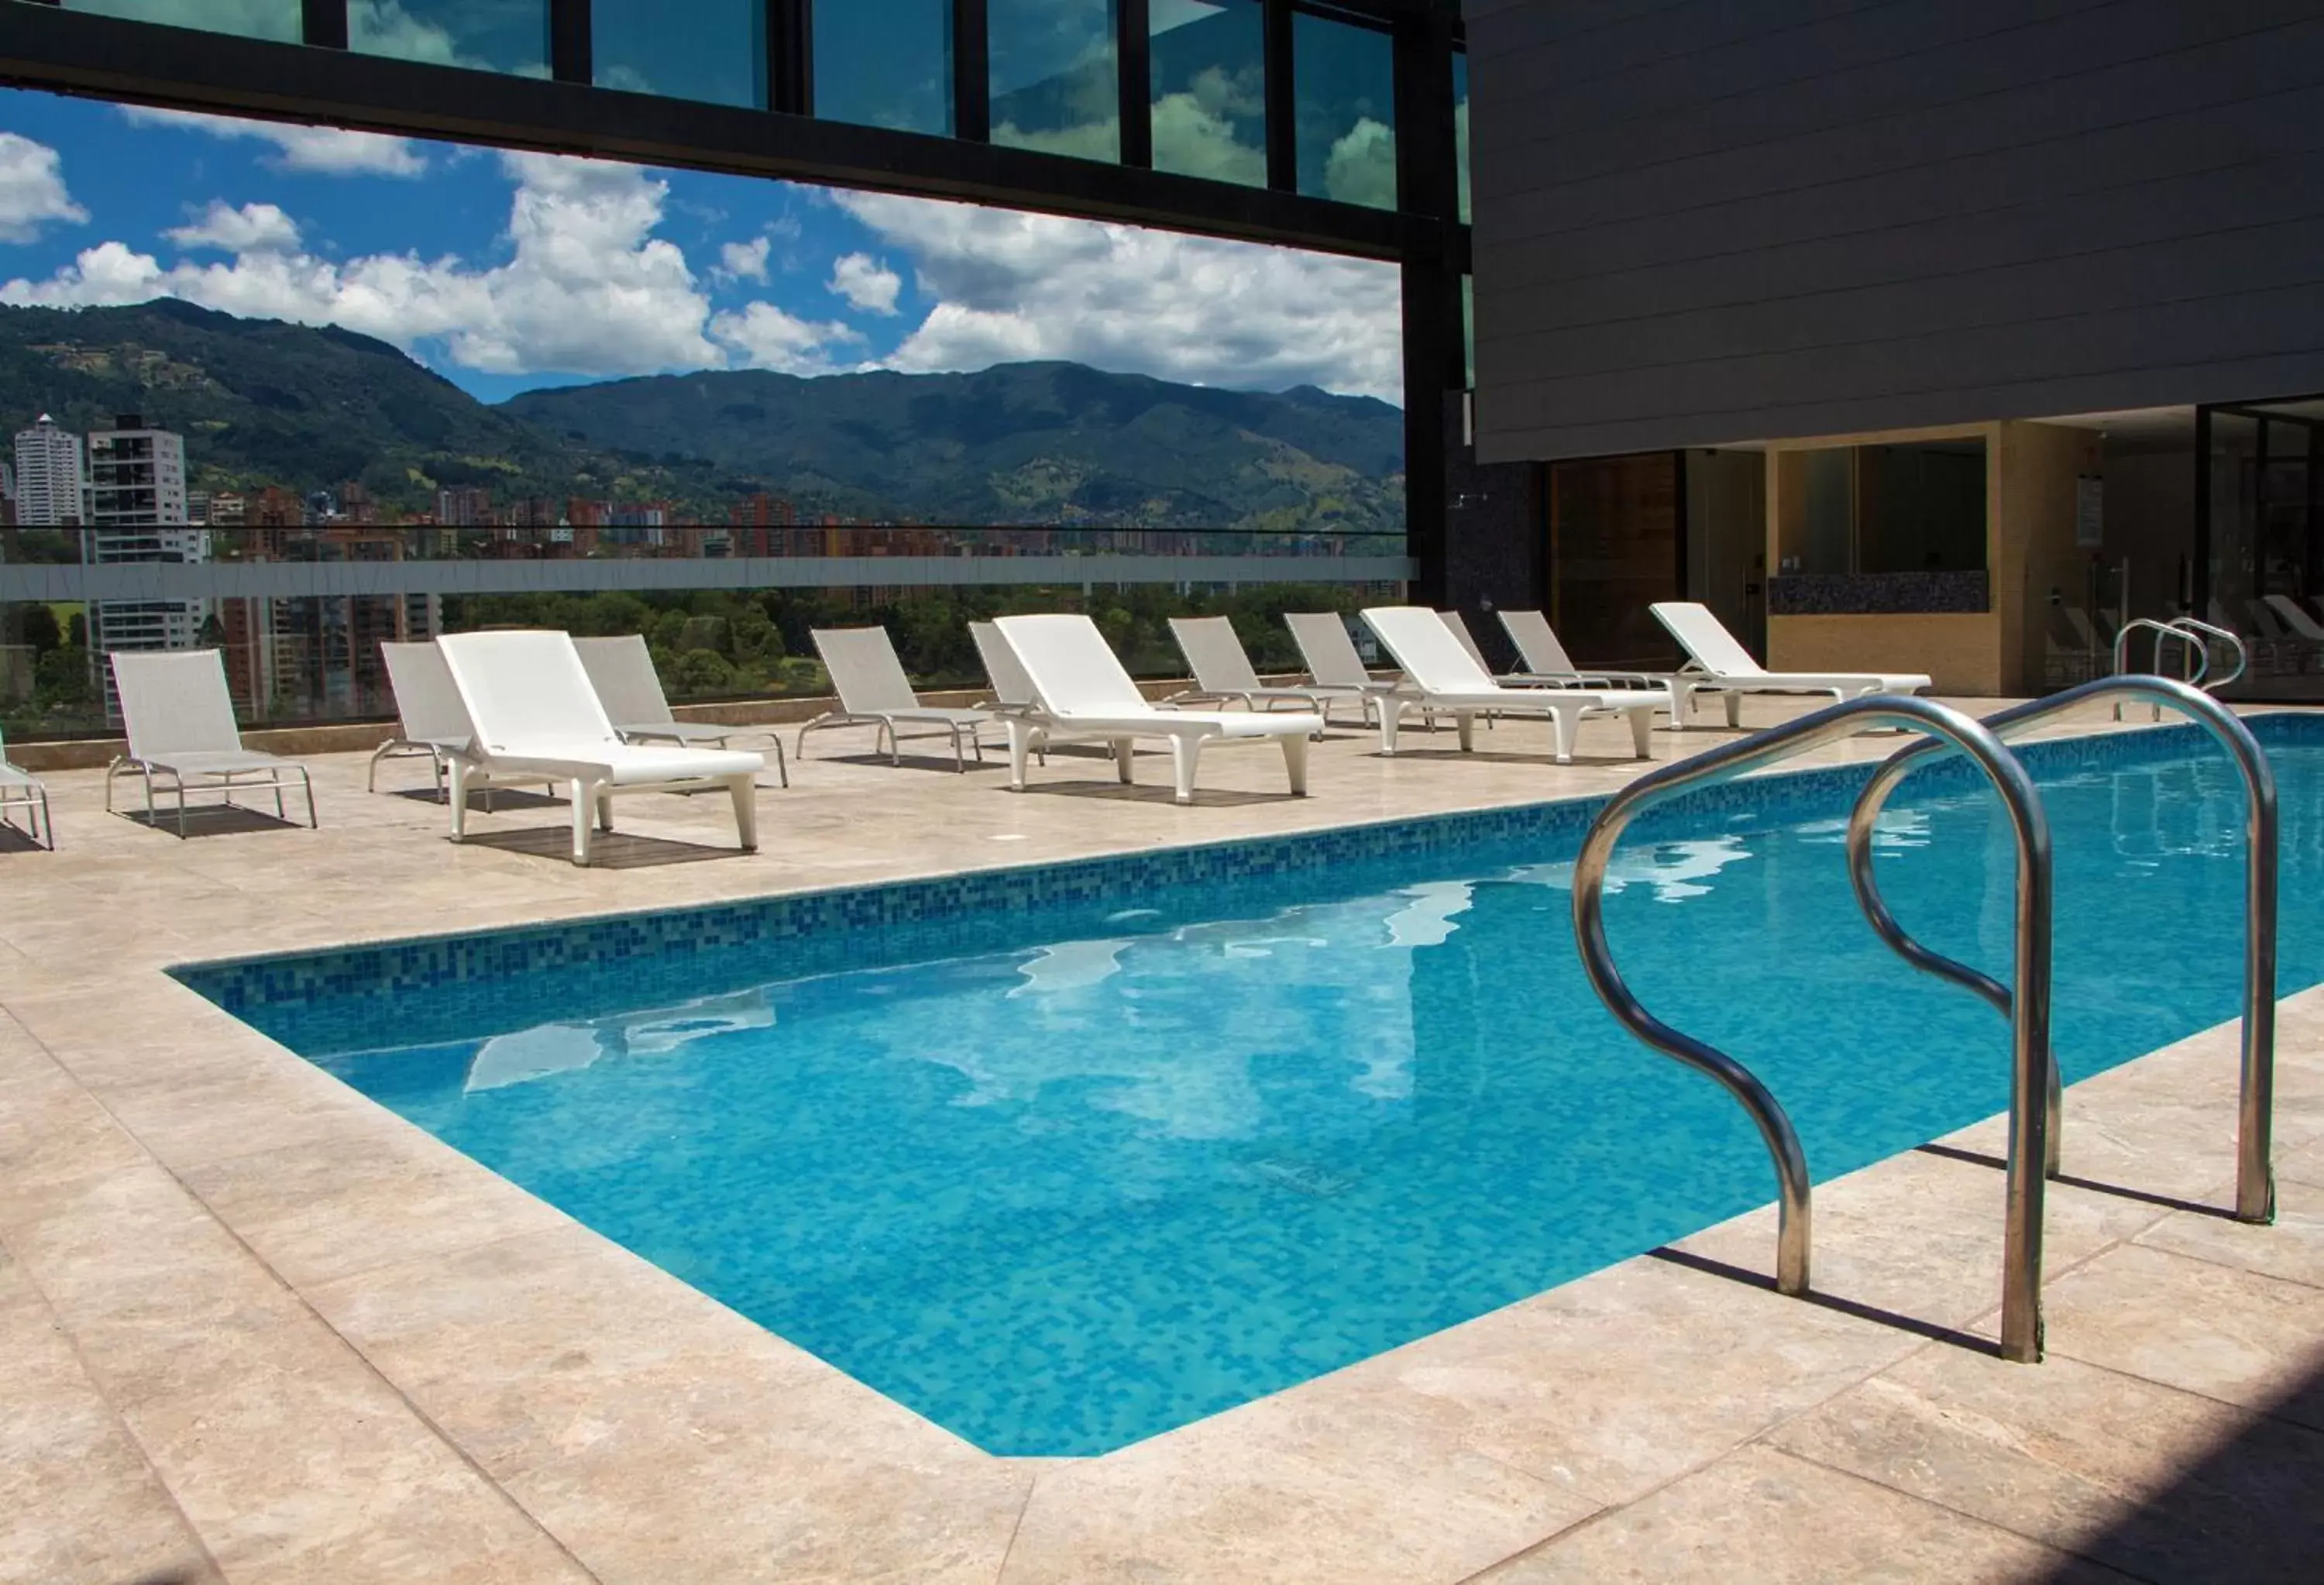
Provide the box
[2,696,2319,1584]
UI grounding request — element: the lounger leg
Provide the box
[771,734,789,789]
[1171,736,1202,804]
[368,741,390,793]
[273,778,286,821]
[1280,732,1310,796]
[301,769,317,828]
[1112,738,1135,785]
[1377,700,1401,755]
[951,724,965,773]
[448,761,469,842]
[1628,705,1653,758]
[596,787,615,832]
[729,773,758,851]
[1724,693,1742,729]
[1456,711,1476,753]
[571,779,594,865]
[1005,718,1033,791]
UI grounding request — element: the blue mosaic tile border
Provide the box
[174,710,2319,1054]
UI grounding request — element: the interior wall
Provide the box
[2099,443,2197,626]
[1683,449,1766,658]
[1995,420,2106,693]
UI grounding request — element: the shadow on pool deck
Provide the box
[453,827,752,867]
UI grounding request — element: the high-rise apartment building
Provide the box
[83,528,215,724]
[12,414,88,526]
[88,414,188,527]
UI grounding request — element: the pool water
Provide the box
[243,724,2324,1456]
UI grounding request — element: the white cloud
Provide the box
[166,200,301,254]
[3,151,724,379]
[710,302,862,376]
[1323,118,1397,211]
[0,132,89,244]
[348,1,548,75]
[826,252,901,315]
[717,236,771,284]
[120,105,428,177]
[836,194,1403,404]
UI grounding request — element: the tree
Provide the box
[668,648,737,698]
[19,604,61,655]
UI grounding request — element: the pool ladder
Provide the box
[2112,617,2248,714]
[1570,679,2277,1364]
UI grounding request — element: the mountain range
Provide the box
[0,300,1405,530]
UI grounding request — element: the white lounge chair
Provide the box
[1650,601,1931,727]
[1497,610,1673,693]
[573,634,789,787]
[373,641,475,801]
[0,726,53,850]
[1283,610,1403,724]
[968,621,1046,764]
[796,627,997,772]
[435,630,763,866]
[991,614,1322,804]
[2264,595,2324,662]
[1167,616,1355,720]
[1361,607,1660,764]
[105,649,315,837]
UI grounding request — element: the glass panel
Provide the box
[350,1,551,77]
[1149,0,1264,187]
[593,0,766,109]
[1461,274,1473,390]
[1452,50,1470,224]
[989,0,1119,163]
[1293,9,1395,209]
[814,0,951,136]
[60,0,301,43]
[1548,454,1683,664]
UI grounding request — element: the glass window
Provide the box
[350,2,550,77]
[60,1,301,43]
[1452,50,1470,224]
[1462,274,1474,390]
[989,0,1119,163]
[1148,0,1264,187]
[593,0,766,108]
[814,0,951,136]
[1294,9,1395,210]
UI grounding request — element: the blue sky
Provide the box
[0,86,1402,406]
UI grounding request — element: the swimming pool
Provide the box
[180,714,2324,1457]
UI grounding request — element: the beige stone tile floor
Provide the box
[2,696,2320,1583]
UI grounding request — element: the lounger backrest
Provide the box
[1651,602,1767,677]
[2247,600,2288,640]
[1285,611,1373,689]
[110,650,242,760]
[572,635,677,728]
[1438,610,1491,669]
[969,621,1037,707]
[436,630,620,751]
[380,641,475,747]
[993,614,1147,715]
[1169,617,1263,693]
[1361,607,1497,694]
[2264,595,2324,640]
[812,627,923,713]
[1498,610,1579,675]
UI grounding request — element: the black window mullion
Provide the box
[772,0,811,115]
[550,0,591,85]
[1263,0,1294,191]
[953,0,988,142]
[1118,0,1151,168]
[301,0,347,49]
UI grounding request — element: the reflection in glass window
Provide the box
[351,1,549,77]
[1463,275,1474,390]
[1453,51,1470,224]
[814,0,952,136]
[61,0,301,42]
[989,0,1119,163]
[1294,9,1395,210]
[1148,0,1264,187]
[593,0,766,108]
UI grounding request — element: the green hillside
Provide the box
[0,301,1405,529]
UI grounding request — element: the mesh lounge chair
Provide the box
[797,627,999,772]
[968,621,1046,763]
[105,649,316,837]
[435,630,763,866]
[1282,610,1403,725]
[992,614,1322,803]
[1361,607,1660,764]
[373,641,474,800]
[1497,609,1673,693]
[573,634,789,787]
[0,726,53,850]
[1167,616,1353,720]
[1649,601,1931,727]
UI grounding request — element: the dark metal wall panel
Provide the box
[1468,0,2324,462]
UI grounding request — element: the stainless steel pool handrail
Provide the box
[1844,675,2278,1226]
[1572,693,2054,1363]
[2112,618,2207,700]
[2172,616,2248,694]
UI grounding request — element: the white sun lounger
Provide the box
[1283,610,1403,724]
[573,634,789,787]
[0,726,53,850]
[1167,616,1357,719]
[1360,607,1662,764]
[969,621,1047,764]
[992,614,1322,804]
[1497,609,1673,693]
[796,627,998,772]
[1650,601,1931,726]
[435,630,763,866]
[105,649,316,837]
[373,641,476,800]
